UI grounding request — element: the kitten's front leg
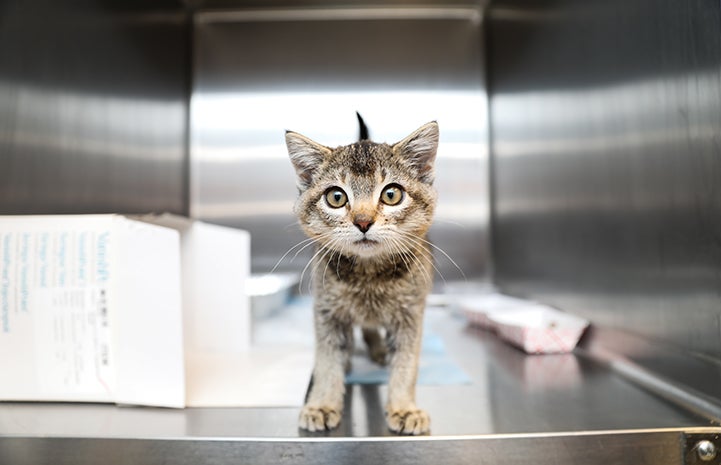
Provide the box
[299,312,349,432]
[385,315,430,435]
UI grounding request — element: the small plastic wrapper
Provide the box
[459,294,534,330]
[490,308,589,354]
[459,293,589,354]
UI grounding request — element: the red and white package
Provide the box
[490,308,589,354]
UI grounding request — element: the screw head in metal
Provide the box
[697,440,717,462]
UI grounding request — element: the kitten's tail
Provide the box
[356,111,370,141]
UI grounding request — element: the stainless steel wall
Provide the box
[487,0,721,395]
[191,2,489,278]
[0,0,189,215]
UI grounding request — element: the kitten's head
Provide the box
[286,122,439,259]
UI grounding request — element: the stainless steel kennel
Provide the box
[1,0,721,463]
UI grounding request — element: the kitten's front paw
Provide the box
[299,405,342,432]
[386,407,430,435]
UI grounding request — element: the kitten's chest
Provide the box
[317,256,425,325]
[344,281,398,324]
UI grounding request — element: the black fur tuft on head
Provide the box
[356,111,370,141]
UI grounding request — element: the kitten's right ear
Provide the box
[392,121,439,185]
[285,131,331,191]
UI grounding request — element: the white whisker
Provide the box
[312,242,338,293]
[300,240,334,294]
[319,237,343,291]
[400,231,466,281]
[267,236,321,275]
[387,235,432,286]
[396,233,450,285]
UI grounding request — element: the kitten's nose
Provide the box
[354,218,374,233]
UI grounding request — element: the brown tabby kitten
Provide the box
[285,120,439,435]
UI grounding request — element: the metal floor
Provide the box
[0,305,717,464]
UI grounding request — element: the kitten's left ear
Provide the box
[285,131,332,191]
[392,121,439,184]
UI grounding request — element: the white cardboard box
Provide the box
[135,214,251,355]
[0,214,253,408]
[0,214,185,407]
[134,214,256,407]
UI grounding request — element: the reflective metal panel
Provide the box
[0,0,189,215]
[0,430,694,465]
[487,0,721,393]
[0,306,715,465]
[191,4,489,278]
[0,308,710,439]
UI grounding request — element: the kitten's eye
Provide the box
[324,187,348,208]
[380,184,404,206]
